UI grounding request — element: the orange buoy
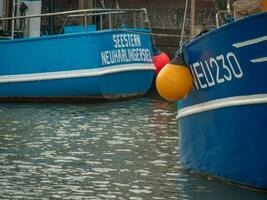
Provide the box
[153,51,170,74]
[156,63,193,102]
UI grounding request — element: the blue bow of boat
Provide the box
[177,12,267,189]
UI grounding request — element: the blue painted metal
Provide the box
[178,12,267,189]
[64,25,96,33]
[0,28,154,100]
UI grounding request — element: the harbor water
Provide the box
[0,92,266,199]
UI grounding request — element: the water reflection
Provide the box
[0,95,266,199]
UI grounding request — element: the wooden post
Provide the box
[190,0,196,38]
[79,0,93,25]
[0,0,3,30]
[79,0,84,25]
[79,0,84,9]
[0,0,3,17]
[87,0,93,24]
[2,0,10,31]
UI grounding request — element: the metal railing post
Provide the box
[109,11,112,29]
[83,11,88,31]
[100,15,103,30]
[140,11,144,28]
[11,0,15,39]
[133,12,136,28]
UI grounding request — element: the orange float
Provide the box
[156,63,193,102]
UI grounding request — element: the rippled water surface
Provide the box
[0,93,266,199]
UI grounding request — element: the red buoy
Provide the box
[153,51,170,75]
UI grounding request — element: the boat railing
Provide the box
[0,8,149,39]
[215,10,232,27]
[215,0,233,27]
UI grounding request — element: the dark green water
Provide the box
[0,93,266,199]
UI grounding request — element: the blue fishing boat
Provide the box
[0,2,154,102]
[156,1,267,190]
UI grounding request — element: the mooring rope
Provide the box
[179,0,189,48]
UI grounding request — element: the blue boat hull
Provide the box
[178,12,267,189]
[0,29,154,101]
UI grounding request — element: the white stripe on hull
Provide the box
[250,57,267,63]
[0,63,155,84]
[232,35,267,48]
[177,94,267,119]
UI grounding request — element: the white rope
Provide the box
[179,0,189,47]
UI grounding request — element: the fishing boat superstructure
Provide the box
[0,1,155,102]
